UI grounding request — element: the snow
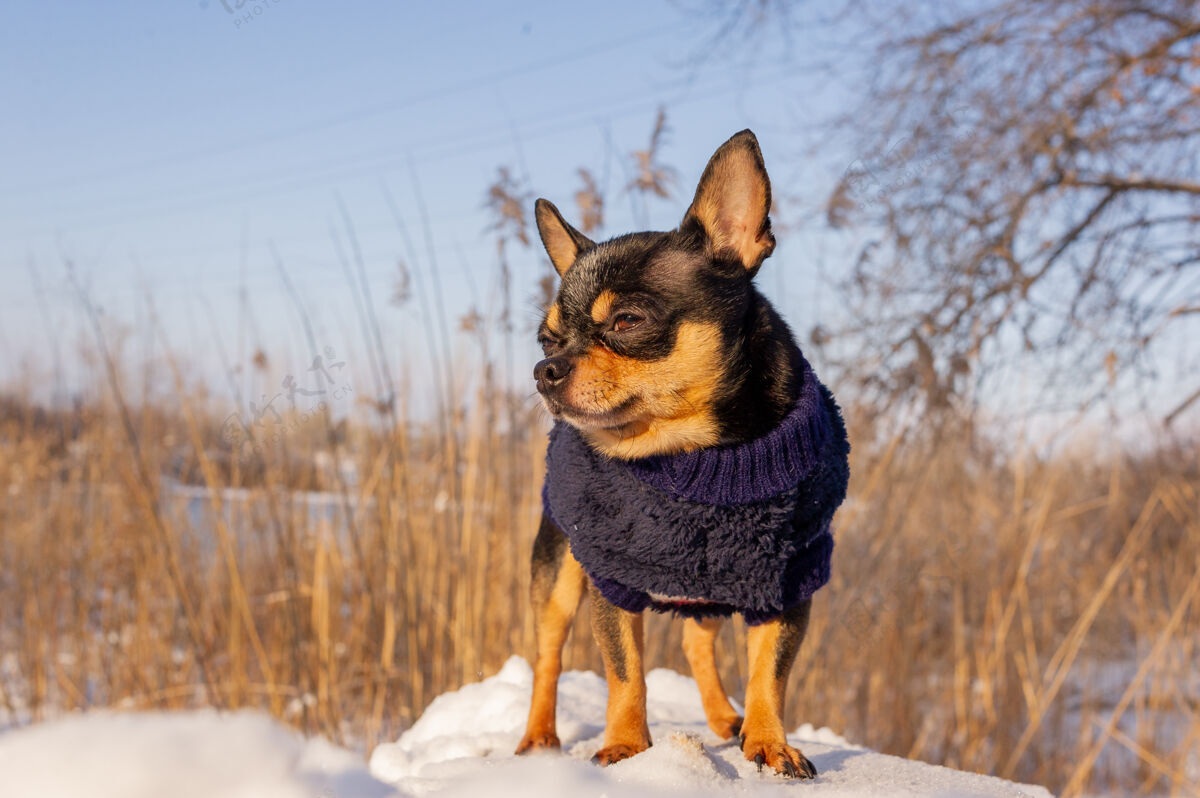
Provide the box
[0,657,1053,798]
[0,709,394,798]
[368,656,1052,798]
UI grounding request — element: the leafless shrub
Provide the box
[819,1,1200,418]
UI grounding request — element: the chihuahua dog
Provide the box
[515,130,848,780]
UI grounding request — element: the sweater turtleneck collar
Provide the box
[621,355,833,506]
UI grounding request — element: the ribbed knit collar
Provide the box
[622,356,833,506]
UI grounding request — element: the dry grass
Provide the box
[0,354,1197,796]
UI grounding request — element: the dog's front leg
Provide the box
[740,600,817,779]
[516,516,587,754]
[682,617,742,740]
[589,583,651,765]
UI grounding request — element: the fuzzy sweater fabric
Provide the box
[542,354,850,625]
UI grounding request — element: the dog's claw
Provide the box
[514,731,560,755]
[592,743,649,766]
[729,718,742,740]
[744,739,815,779]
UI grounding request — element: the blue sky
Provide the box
[3,1,1187,441]
[0,0,859,411]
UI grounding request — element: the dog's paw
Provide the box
[591,742,649,766]
[742,739,817,779]
[709,713,743,741]
[514,731,561,755]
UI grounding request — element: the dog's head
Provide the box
[534,130,778,459]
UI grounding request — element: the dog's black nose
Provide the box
[534,356,572,390]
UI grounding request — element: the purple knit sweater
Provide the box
[542,355,849,625]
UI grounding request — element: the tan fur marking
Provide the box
[740,618,812,776]
[593,603,651,762]
[535,201,586,276]
[517,550,585,753]
[564,321,725,458]
[682,618,741,739]
[686,146,774,270]
[742,621,787,743]
[545,304,563,336]
[590,290,617,324]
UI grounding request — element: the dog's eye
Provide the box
[611,313,643,333]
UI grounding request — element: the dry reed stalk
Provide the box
[2,347,1197,794]
[1061,559,1200,797]
[159,344,279,712]
[1002,488,1161,777]
[1103,722,1191,788]
[311,531,333,740]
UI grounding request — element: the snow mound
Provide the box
[0,659,1053,798]
[0,709,397,798]
[371,656,1053,798]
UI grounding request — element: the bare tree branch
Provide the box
[815,0,1200,416]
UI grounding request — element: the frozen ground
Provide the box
[0,709,392,798]
[0,656,1053,798]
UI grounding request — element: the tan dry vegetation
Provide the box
[0,366,1197,797]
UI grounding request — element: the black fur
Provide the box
[536,230,801,443]
[772,600,811,680]
[529,514,568,603]
[589,583,629,682]
[521,131,836,778]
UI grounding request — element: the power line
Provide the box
[11,62,799,233]
[2,25,679,199]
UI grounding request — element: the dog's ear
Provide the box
[681,129,775,272]
[535,198,594,277]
